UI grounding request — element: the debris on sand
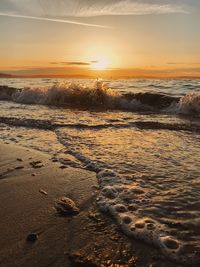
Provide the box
[26,233,38,243]
[55,197,79,216]
[39,189,48,195]
[68,252,137,267]
[30,161,44,168]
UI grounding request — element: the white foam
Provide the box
[95,168,197,264]
[11,80,118,108]
[166,92,200,116]
[1,81,200,116]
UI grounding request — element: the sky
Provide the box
[0,0,200,78]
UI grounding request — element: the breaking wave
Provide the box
[0,81,199,116]
[167,92,200,115]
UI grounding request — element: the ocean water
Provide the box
[0,78,200,265]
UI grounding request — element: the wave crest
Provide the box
[12,80,117,108]
[0,81,200,116]
[177,92,200,115]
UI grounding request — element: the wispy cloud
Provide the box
[72,0,188,17]
[50,61,91,66]
[167,62,200,65]
[1,0,188,18]
[0,1,188,29]
[0,12,111,28]
[166,62,184,65]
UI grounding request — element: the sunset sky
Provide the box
[0,0,200,78]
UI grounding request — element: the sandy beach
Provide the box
[1,0,200,265]
[0,142,185,267]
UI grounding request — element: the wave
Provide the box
[0,81,200,116]
[167,93,200,115]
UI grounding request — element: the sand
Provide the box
[0,142,183,267]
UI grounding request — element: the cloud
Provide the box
[166,62,184,65]
[1,0,187,18]
[72,0,187,17]
[50,61,91,66]
[0,0,188,29]
[167,62,200,65]
[0,12,110,28]
[190,63,200,65]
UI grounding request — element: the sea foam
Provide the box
[56,128,200,266]
[0,81,200,116]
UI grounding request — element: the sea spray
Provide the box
[0,81,200,116]
[11,80,118,108]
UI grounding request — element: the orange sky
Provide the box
[0,0,200,78]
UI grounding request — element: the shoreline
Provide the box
[0,142,185,267]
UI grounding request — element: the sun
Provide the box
[91,60,108,70]
[84,46,120,70]
[90,56,109,70]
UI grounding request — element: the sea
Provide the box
[0,78,200,265]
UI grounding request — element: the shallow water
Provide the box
[0,78,200,265]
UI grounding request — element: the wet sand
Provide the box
[0,142,183,267]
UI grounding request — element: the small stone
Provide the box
[30,161,44,168]
[26,233,38,242]
[56,197,79,216]
[17,158,23,162]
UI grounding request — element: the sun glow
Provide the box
[84,45,120,71]
[91,58,109,70]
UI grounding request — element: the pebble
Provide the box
[55,197,79,216]
[26,233,38,242]
[30,161,44,168]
